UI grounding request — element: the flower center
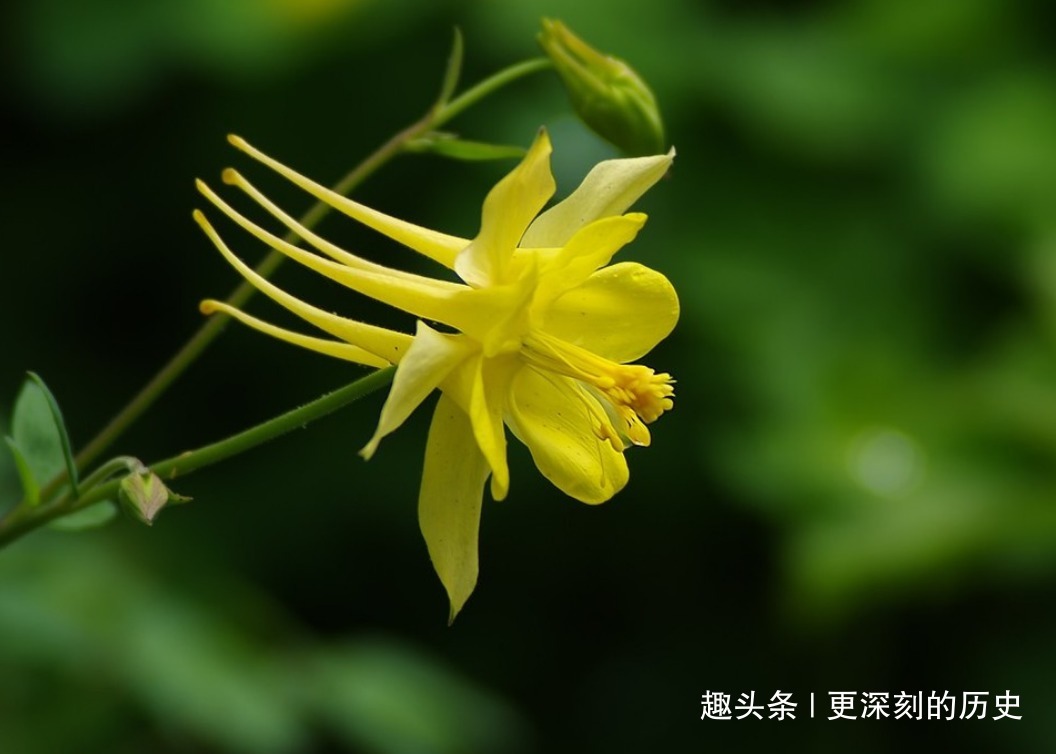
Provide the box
[522,332,674,447]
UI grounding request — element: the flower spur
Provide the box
[194,129,678,619]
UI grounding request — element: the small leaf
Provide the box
[49,501,118,531]
[406,134,527,162]
[26,372,80,498]
[12,377,66,494]
[435,27,464,107]
[119,469,190,526]
[4,437,40,507]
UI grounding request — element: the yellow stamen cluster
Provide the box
[522,332,674,447]
[601,364,674,423]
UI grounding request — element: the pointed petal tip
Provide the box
[358,439,379,461]
[534,127,553,154]
[447,589,473,625]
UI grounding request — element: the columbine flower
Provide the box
[194,129,678,620]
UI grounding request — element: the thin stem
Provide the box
[0,368,395,547]
[433,58,551,127]
[153,367,392,482]
[78,456,141,492]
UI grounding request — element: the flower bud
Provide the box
[119,467,190,526]
[538,19,665,156]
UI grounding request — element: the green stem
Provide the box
[433,58,551,127]
[0,368,394,547]
[78,456,141,492]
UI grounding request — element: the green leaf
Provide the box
[48,501,118,531]
[4,437,39,507]
[435,27,464,107]
[11,377,66,496]
[407,134,528,161]
[26,373,80,498]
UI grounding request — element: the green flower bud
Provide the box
[118,467,190,526]
[538,19,665,156]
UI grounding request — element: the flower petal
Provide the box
[197,183,512,342]
[473,355,520,502]
[419,393,490,623]
[222,169,429,275]
[200,300,390,368]
[199,177,428,284]
[506,368,628,504]
[455,130,555,287]
[441,354,517,501]
[542,262,679,363]
[194,209,411,363]
[362,321,475,459]
[228,135,469,268]
[521,149,674,247]
[534,213,646,306]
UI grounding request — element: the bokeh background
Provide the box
[3,0,1056,751]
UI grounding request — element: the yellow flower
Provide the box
[194,129,678,620]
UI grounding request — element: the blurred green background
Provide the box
[3,0,1056,751]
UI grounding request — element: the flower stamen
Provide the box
[522,332,674,446]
